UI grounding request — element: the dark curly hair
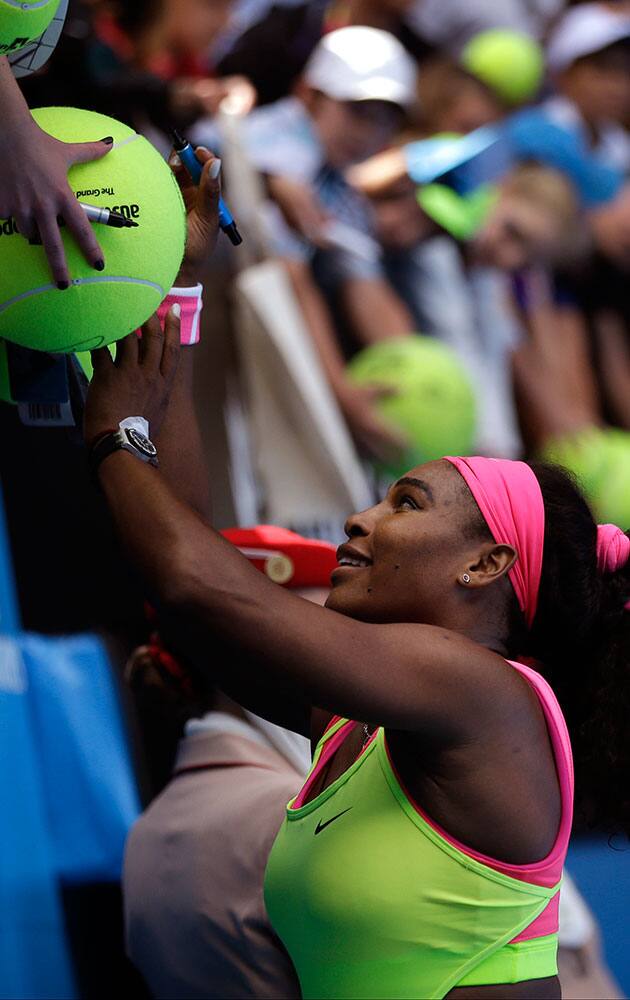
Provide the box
[507,462,630,838]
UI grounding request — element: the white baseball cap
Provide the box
[303,26,417,108]
[547,3,630,73]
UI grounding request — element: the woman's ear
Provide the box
[460,543,517,589]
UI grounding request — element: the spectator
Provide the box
[125,528,335,999]
[419,29,544,136]
[215,0,329,106]
[324,0,433,63]
[518,5,630,431]
[545,3,630,172]
[347,141,585,457]
[196,26,419,461]
[512,267,630,529]
[20,0,255,135]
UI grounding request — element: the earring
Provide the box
[462,573,471,584]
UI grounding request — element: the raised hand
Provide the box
[168,145,221,285]
[0,60,113,287]
[84,311,181,447]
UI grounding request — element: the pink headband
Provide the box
[596,524,630,575]
[445,456,545,628]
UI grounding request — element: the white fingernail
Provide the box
[209,158,222,180]
[171,303,181,318]
[169,152,182,166]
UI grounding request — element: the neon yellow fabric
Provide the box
[264,719,559,999]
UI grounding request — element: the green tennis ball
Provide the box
[0,0,60,54]
[347,336,476,480]
[541,427,630,528]
[461,29,543,106]
[0,107,186,354]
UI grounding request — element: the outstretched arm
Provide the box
[284,257,408,465]
[340,274,415,346]
[511,268,601,449]
[84,323,522,743]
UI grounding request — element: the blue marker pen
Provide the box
[172,130,243,246]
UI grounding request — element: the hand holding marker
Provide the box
[80,204,138,229]
[172,130,243,247]
[79,201,138,229]
[29,203,138,244]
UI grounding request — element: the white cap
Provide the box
[303,26,417,108]
[547,3,630,73]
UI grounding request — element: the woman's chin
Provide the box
[325,587,373,621]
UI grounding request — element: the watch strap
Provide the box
[89,424,159,478]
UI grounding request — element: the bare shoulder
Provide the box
[386,646,561,863]
[378,623,538,742]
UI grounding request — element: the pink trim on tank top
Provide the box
[292,719,376,810]
[384,660,573,942]
[292,665,573,943]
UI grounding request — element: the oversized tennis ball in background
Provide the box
[347,336,476,480]
[541,427,630,529]
[0,107,186,354]
[461,29,543,106]
[0,0,60,54]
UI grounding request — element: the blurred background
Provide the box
[1,0,630,997]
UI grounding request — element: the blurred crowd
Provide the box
[18,1,630,526]
[5,1,630,998]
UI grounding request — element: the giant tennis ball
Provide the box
[0,107,186,354]
[347,336,476,480]
[461,29,543,106]
[0,0,60,54]
[541,427,630,529]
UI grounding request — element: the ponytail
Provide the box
[580,537,630,835]
[521,463,630,837]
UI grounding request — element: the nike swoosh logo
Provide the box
[314,808,353,835]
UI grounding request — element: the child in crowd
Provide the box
[195,26,419,462]
[545,3,630,172]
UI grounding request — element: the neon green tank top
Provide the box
[264,665,572,999]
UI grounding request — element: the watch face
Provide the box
[126,427,158,458]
